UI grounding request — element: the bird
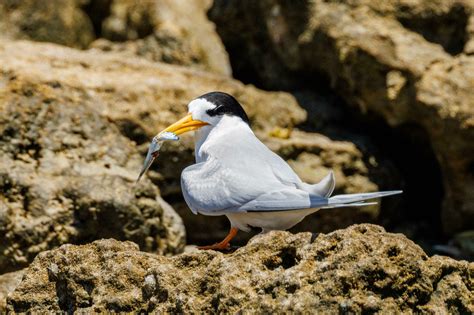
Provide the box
[139,91,402,250]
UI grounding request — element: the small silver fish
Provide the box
[136,131,179,183]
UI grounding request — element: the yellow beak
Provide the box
[136,114,207,183]
[160,114,208,135]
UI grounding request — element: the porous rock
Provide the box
[0,270,24,313]
[209,0,474,235]
[6,224,473,313]
[0,42,188,272]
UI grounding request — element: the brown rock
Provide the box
[0,42,186,272]
[0,0,95,48]
[7,224,473,313]
[0,0,231,75]
[209,0,474,235]
[91,0,231,75]
[0,270,24,313]
[334,0,472,55]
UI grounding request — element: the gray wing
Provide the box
[241,190,403,212]
[181,132,310,215]
[181,131,400,215]
[181,155,307,215]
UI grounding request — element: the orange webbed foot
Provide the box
[197,242,231,251]
[197,227,238,251]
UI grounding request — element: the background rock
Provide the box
[209,0,474,236]
[0,0,231,75]
[90,0,231,76]
[7,224,473,313]
[0,0,95,49]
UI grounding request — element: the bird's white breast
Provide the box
[182,116,265,215]
[193,116,252,162]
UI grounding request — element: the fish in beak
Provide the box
[136,114,208,183]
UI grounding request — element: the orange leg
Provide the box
[198,227,238,250]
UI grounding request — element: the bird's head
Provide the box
[159,91,250,135]
[187,91,250,127]
[137,92,249,182]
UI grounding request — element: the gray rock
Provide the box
[0,0,95,48]
[90,0,232,76]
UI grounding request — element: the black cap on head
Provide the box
[199,91,250,124]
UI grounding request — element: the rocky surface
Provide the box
[6,224,473,313]
[0,0,95,49]
[0,270,24,313]
[0,52,186,272]
[209,0,474,235]
[0,40,397,248]
[90,0,231,76]
[0,0,231,75]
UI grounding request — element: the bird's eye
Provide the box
[213,105,224,112]
[206,105,225,116]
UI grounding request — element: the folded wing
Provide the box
[182,130,401,214]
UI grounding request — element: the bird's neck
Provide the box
[194,116,251,162]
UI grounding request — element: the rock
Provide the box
[0,0,95,48]
[90,0,231,76]
[0,270,24,313]
[334,0,472,55]
[0,0,231,75]
[7,224,473,313]
[0,41,188,272]
[209,0,474,235]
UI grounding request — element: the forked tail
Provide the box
[320,190,403,209]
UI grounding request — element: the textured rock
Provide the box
[90,0,231,75]
[335,0,472,55]
[209,0,474,235]
[7,224,473,313]
[0,40,398,248]
[0,55,186,272]
[0,0,231,75]
[0,271,24,313]
[0,0,95,48]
